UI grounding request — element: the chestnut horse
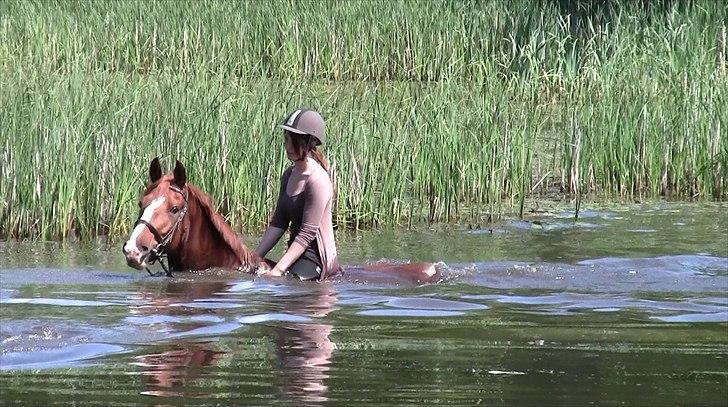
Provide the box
[123,158,438,284]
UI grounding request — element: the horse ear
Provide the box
[173,160,186,188]
[149,157,162,183]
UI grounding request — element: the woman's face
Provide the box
[283,131,296,161]
[284,130,304,161]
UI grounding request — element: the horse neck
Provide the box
[167,189,254,271]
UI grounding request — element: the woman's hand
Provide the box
[256,265,285,277]
[268,266,285,276]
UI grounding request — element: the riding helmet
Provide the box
[279,109,325,145]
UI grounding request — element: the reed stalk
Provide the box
[0,0,725,240]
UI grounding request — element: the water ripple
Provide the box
[1,298,119,307]
[0,343,127,370]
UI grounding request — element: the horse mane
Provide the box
[186,183,258,267]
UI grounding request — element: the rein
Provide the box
[134,185,189,278]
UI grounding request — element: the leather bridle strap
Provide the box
[134,219,165,243]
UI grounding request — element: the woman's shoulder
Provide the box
[306,164,333,194]
[313,161,330,177]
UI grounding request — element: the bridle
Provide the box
[132,185,189,277]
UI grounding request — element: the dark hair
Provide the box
[289,132,329,172]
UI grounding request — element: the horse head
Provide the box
[123,158,262,274]
[123,157,190,271]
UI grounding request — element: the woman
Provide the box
[255,109,341,281]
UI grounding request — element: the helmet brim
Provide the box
[278,124,308,135]
[278,125,323,145]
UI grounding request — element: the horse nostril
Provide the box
[141,245,149,252]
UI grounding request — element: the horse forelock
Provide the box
[185,184,257,267]
[142,180,160,196]
[142,175,171,197]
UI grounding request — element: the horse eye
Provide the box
[171,206,179,214]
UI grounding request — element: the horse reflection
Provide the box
[135,341,223,399]
[128,277,339,405]
[129,278,230,400]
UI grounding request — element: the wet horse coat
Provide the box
[123,158,438,284]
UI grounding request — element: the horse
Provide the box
[122,158,438,284]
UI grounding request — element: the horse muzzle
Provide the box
[124,253,147,270]
[122,243,150,270]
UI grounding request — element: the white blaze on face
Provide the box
[123,197,166,259]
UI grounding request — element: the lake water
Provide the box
[1,202,727,406]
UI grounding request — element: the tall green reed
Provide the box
[0,0,725,240]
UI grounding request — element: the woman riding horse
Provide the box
[122,110,437,284]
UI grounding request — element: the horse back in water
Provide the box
[122,158,439,284]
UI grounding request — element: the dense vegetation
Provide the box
[1,0,725,239]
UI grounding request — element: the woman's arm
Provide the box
[254,225,286,258]
[255,169,291,260]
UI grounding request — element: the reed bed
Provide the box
[0,0,725,240]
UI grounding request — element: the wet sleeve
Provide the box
[293,173,332,248]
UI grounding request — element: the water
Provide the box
[1,202,727,406]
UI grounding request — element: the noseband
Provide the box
[133,185,189,277]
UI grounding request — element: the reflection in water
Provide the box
[127,278,338,405]
[134,342,223,398]
[271,286,337,405]
[3,203,726,405]
[129,279,230,400]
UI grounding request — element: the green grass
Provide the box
[0,0,726,240]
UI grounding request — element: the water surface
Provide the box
[1,202,727,406]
